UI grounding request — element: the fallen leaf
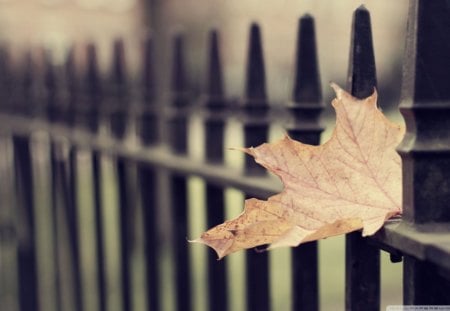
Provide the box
[193,84,405,259]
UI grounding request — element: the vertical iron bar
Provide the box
[109,39,133,311]
[110,39,128,140]
[83,43,107,311]
[47,52,83,311]
[92,152,106,311]
[47,50,83,311]
[287,15,323,311]
[116,158,132,311]
[398,0,450,303]
[403,256,450,304]
[137,36,161,311]
[399,0,450,225]
[242,23,270,311]
[51,142,81,311]
[67,148,83,311]
[138,37,159,145]
[344,6,380,311]
[168,34,191,311]
[13,136,39,311]
[138,165,159,311]
[51,141,83,311]
[49,142,63,311]
[204,30,228,311]
[171,175,190,311]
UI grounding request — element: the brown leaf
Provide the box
[193,84,405,259]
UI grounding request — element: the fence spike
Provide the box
[242,22,271,311]
[139,36,160,146]
[86,43,101,98]
[142,36,155,102]
[345,6,380,311]
[44,52,56,93]
[288,14,324,145]
[20,51,35,116]
[109,39,128,139]
[167,33,192,311]
[111,39,126,91]
[242,22,269,173]
[346,5,377,98]
[171,34,187,97]
[83,43,101,132]
[207,29,224,99]
[44,51,60,123]
[204,29,226,162]
[168,33,189,153]
[203,29,228,311]
[288,14,322,311]
[293,14,322,103]
[65,46,77,98]
[245,23,266,101]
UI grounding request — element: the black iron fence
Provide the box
[1,1,450,311]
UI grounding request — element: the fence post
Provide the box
[287,14,323,311]
[344,6,380,311]
[203,29,228,311]
[108,39,135,311]
[137,35,161,311]
[242,23,271,311]
[398,0,450,304]
[45,51,83,311]
[167,33,192,311]
[12,52,39,311]
[80,43,108,311]
[13,135,39,311]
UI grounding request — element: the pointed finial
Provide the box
[171,33,186,94]
[111,38,127,95]
[347,5,377,98]
[287,14,323,145]
[245,23,267,101]
[44,51,56,92]
[65,46,76,90]
[207,29,224,98]
[142,36,155,101]
[293,14,322,103]
[86,43,101,97]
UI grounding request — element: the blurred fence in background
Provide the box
[1,1,450,311]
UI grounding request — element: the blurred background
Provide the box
[0,0,410,311]
[0,0,407,107]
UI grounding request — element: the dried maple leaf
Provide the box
[193,84,405,259]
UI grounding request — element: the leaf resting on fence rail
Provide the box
[192,84,405,259]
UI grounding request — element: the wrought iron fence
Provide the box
[0,1,450,311]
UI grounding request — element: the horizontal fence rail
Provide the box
[0,1,450,311]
